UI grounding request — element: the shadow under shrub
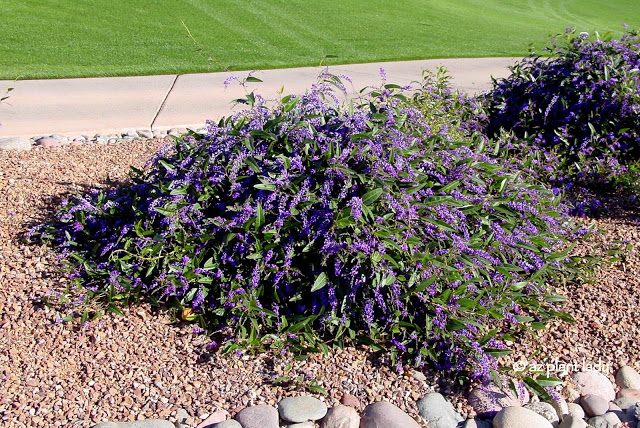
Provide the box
[37,73,586,380]
[482,28,640,192]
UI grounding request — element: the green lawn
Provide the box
[1,0,638,79]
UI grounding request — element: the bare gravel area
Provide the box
[0,140,638,427]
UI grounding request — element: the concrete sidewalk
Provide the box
[0,58,516,138]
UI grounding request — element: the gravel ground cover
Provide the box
[0,139,638,427]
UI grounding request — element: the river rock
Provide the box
[467,378,529,417]
[278,396,327,423]
[92,421,175,428]
[212,421,242,428]
[580,394,609,417]
[360,401,420,428]
[234,405,279,428]
[412,370,426,381]
[587,412,621,428]
[462,418,492,428]
[628,403,640,420]
[567,402,585,419]
[617,366,640,390]
[570,371,615,402]
[618,389,640,400]
[137,129,153,139]
[196,410,229,427]
[614,396,640,410]
[175,409,191,428]
[557,415,587,428]
[416,393,464,428]
[524,402,559,426]
[0,136,31,151]
[493,406,553,428]
[340,394,361,409]
[551,397,569,420]
[321,405,359,428]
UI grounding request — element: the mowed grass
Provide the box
[1,0,638,79]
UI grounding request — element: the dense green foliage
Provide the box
[37,74,586,379]
[2,0,638,79]
[483,28,640,193]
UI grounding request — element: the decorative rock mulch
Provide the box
[90,366,640,428]
[0,126,202,151]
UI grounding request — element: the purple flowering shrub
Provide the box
[38,75,584,380]
[482,28,640,190]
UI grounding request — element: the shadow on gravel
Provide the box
[19,178,134,243]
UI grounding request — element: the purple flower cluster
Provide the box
[483,28,640,189]
[38,72,583,380]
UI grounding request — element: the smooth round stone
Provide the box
[360,401,420,428]
[493,406,553,428]
[581,394,609,417]
[570,371,615,402]
[467,378,529,417]
[412,370,426,381]
[462,418,492,428]
[196,410,228,427]
[234,405,279,428]
[152,130,164,137]
[618,388,640,400]
[0,136,31,151]
[39,139,62,148]
[278,396,327,423]
[137,129,153,139]
[614,396,640,410]
[567,402,585,419]
[35,136,58,145]
[627,403,640,421]
[562,385,581,404]
[50,134,65,140]
[587,412,621,428]
[616,366,640,390]
[107,138,118,144]
[212,421,242,428]
[175,408,190,428]
[551,397,569,420]
[286,423,315,428]
[340,394,361,409]
[91,421,175,428]
[557,415,588,428]
[416,393,464,428]
[524,402,559,426]
[321,405,359,428]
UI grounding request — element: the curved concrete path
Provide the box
[0,58,517,138]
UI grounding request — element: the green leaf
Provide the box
[484,347,513,357]
[308,383,328,395]
[153,206,177,216]
[534,375,563,387]
[106,303,124,316]
[245,76,263,83]
[203,257,216,270]
[159,159,175,171]
[523,377,553,401]
[545,295,567,303]
[254,183,277,191]
[311,272,328,292]
[362,188,383,206]
[255,202,264,230]
[245,157,261,173]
